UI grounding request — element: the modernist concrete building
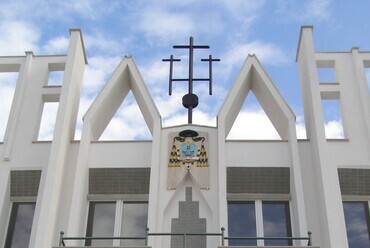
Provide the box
[0,26,369,248]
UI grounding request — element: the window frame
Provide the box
[85,198,148,247]
[342,199,370,248]
[4,201,37,248]
[227,194,292,246]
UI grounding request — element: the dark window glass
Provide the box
[121,203,148,246]
[5,202,36,248]
[343,202,370,248]
[227,202,257,246]
[262,201,292,246]
[86,202,116,247]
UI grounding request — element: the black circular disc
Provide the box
[182,93,199,108]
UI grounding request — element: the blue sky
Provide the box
[0,0,369,140]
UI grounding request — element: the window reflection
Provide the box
[121,203,148,246]
[86,201,148,246]
[86,202,116,247]
[227,201,292,246]
[343,202,370,248]
[262,201,292,246]
[5,202,36,248]
[227,202,257,246]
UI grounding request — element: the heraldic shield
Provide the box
[168,130,209,190]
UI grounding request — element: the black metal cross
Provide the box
[163,36,220,124]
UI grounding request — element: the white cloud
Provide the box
[99,93,152,140]
[38,102,59,141]
[227,110,281,140]
[155,92,185,117]
[0,21,40,55]
[275,0,332,22]
[0,73,18,141]
[0,0,115,22]
[162,110,216,127]
[83,33,125,55]
[305,0,332,21]
[137,7,195,42]
[296,115,307,139]
[225,41,288,67]
[324,120,344,139]
[219,40,288,81]
[74,95,92,140]
[82,56,122,93]
[140,60,169,89]
[42,36,69,54]
[220,0,266,22]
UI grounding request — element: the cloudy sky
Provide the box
[0,0,369,141]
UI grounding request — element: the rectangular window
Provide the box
[227,201,292,246]
[227,202,257,246]
[86,201,148,247]
[5,202,36,248]
[262,201,292,246]
[321,99,344,139]
[343,201,370,248]
[316,60,336,84]
[47,71,64,86]
[47,63,65,86]
[37,102,59,141]
[120,202,148,246]
[365,68,370,93]
[86,202,116,246]
[0,72,18,142]
[317,67,336,83]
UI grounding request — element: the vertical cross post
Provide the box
[163,36,220,124]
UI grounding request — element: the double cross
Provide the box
[163,37,220,124]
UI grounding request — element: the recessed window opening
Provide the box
[47,71,64,86]
[321,99,344,139]
[5,202,36,248]
[228,201,292,246]
[317,60,336,83]
[86,201,148,247]
[227,92,281,140]
[0,72,18,142]
[37,102,59,141]
[365,67,370,93]
[47,63,65,86]
[296,114,307,139]
[343,201,370,248]
[99,91,152,141]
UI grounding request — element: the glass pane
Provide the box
[262,201,292,246]
[5,202,36,248]
[343,202,370,248]
[121,203,148,246]
[86,202,116,247]
[227,202,257,246]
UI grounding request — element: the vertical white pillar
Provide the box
[31,30,86,248]
[3,52,33,161]
[297,26,348,248]
[0,167,10,246]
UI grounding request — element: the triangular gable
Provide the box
[84,56,161,141]
[218,55,295,140]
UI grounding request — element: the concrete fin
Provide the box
[218,55,295,140]
[83,57,161,141]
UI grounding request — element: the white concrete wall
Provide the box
[0,26,369,248]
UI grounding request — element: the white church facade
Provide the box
[0,26,369,248]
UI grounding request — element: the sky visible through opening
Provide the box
[0,0,370,140]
